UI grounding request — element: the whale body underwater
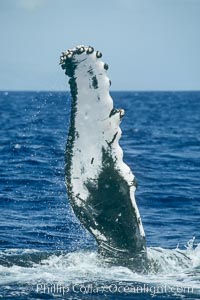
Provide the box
[60,45,147,270]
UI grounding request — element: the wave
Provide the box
[0,239,199,298]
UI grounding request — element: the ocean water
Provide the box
[0,91,199,299]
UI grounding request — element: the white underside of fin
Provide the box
[61,46,145,241]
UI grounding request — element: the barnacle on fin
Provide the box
[87,47,94,54]
[96,51,102,58]
[77,47,85,54]
[104,63,109,70]
[67,52,73,59]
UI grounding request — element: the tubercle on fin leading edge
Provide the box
[60,45,109,78]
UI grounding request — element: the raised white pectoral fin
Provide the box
[61,45,146,264]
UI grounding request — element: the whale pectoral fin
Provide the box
[61,45,147,268]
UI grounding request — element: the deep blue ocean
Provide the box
[0,91,199,299]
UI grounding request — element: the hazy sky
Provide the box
[0,0,200,91]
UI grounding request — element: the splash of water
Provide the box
[0,239,199,292]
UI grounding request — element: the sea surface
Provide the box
[0,91,199,299]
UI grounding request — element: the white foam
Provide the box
[0,240,199,292]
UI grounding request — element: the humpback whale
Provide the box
[60,45,147,270]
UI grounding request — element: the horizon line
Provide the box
[1,89,200,93]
